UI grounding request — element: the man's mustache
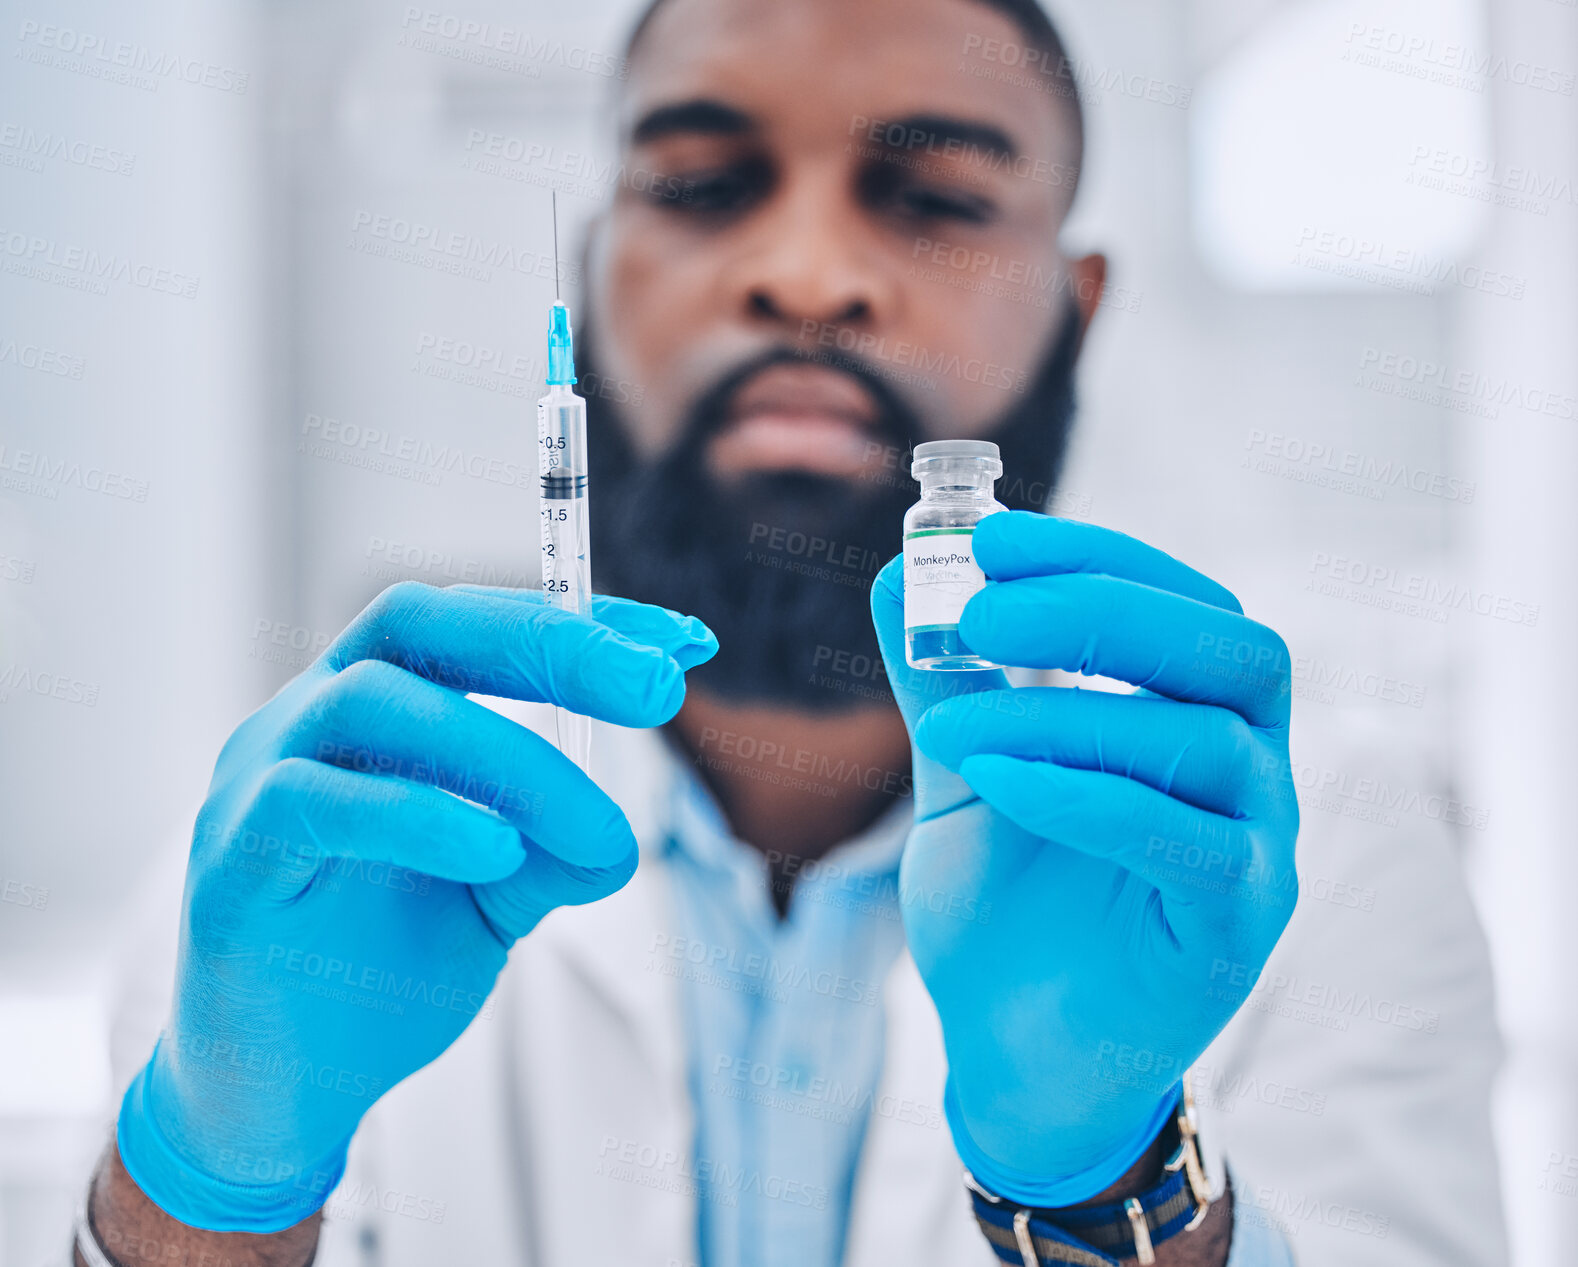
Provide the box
[668,343,927,467]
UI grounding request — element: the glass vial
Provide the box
[903,439,1005,670]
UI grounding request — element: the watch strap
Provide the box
[965,1077,1212,1267]
[74,1199,123,1267]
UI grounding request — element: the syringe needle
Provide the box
[551,190,560,302]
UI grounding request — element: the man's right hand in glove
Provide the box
[99,582,717,1245]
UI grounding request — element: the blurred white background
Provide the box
[2,0,1574,1262]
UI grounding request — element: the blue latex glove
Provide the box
[871,511,1298,1205]
[118,582,717,1232]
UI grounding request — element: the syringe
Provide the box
[537,298,592,772]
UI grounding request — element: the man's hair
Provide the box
[957,0,1085,178]
[622,0,1085,192]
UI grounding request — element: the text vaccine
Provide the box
[902,439,1005,670]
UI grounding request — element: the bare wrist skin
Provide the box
[78,1142,321,1267]
[1049,1134,1234,1267]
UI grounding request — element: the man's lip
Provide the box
[708,363,886,478]
[709,413,879,479]
[726,362,879,428]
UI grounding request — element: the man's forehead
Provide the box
[620,0,1071,164]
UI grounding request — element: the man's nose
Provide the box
[723,167,898,335]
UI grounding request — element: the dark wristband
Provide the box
[965,1078,1212,1266]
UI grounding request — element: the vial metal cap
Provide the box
[910,439,1002,480]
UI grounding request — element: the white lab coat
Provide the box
[109,703,1509,1267]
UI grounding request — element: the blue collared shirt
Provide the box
[664,767,909,1267]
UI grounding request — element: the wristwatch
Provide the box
[964,1075,1213,1267]
[73,1199,120,1267]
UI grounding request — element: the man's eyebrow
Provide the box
[871,113,1020,161]
[629,98,759,146]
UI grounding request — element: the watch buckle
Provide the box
[1012,1208,1039,1267]
[1164,1073,1212,1230]
[1124,1197,1158,1265]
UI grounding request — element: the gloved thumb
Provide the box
[870,555,1009,822]
[471,834,639,945]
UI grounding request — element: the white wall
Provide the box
[0,0,274,1258]
[1453,0,1578,1259]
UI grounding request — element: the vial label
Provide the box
[904,527,985,631]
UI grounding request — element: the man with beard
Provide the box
[80,0,1504,1265]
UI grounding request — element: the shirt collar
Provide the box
[659,735,911,882]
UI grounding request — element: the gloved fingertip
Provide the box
[677,619,719,667]
[658,670,687,720]
[553,810,640,871]
[560,841,641,906]
[970,508,1028,568]
[973,507,1018,540]
[629,655,687,726]
[479,819,528,878]
[681,614,718,648]
[614,599,716,648]
[608,841,641,890]
[587,833,640,883]
[672,640,718,672]
[590,639,684,723]
[956,586,999,651]
[958,752,1026,795]
[913,707,961,771]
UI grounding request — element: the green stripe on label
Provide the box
[904,527,975,540]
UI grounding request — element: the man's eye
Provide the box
[894,187,993,224]
[647,158,772,215]
[858,165,994,225]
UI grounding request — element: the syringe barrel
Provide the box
[538,389,588,474]
[538,386,590,617]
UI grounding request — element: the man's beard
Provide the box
[580,302,1081,712]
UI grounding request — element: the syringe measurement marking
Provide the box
[538,411,570,591]
[540,503,570,591]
